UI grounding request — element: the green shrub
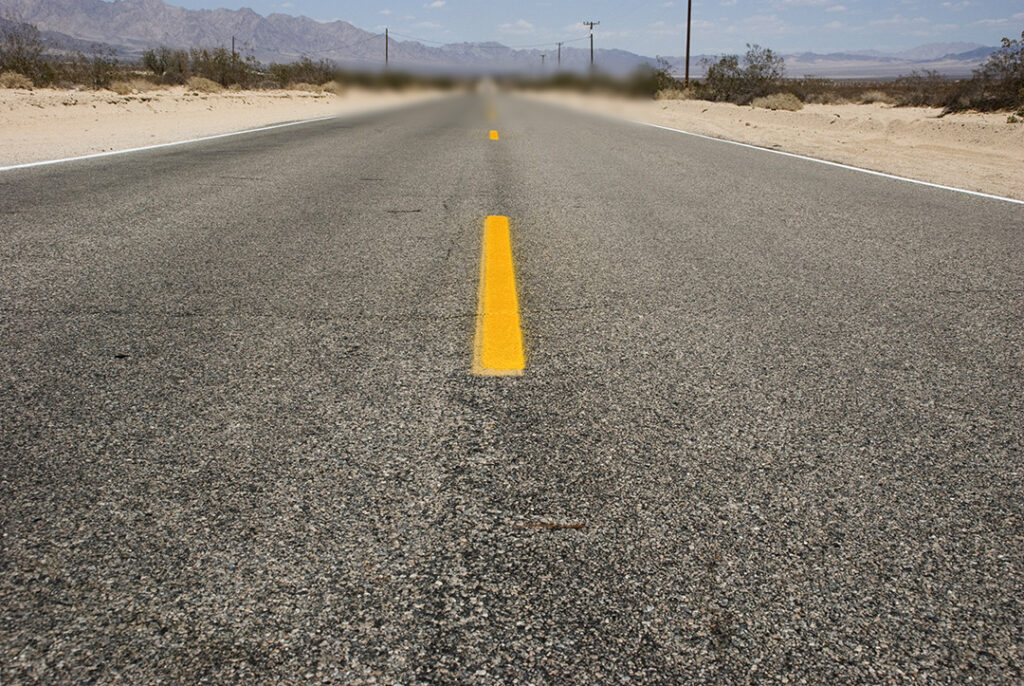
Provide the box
[751,93,803,111]
[699,44,785,104]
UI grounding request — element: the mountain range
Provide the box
[0,0,998,78]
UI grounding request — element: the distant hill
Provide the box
[0,0,999,77]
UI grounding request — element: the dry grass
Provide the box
[656,87,698,100]
[287,82,323,93]
[859,90,896,105]
[186,76,223,93]
[322,80,346,96]
[107,80,133,95]
[750,93,803,111]
[0,71,34,89]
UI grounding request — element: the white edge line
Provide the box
[634,120,1024,206]
[0,115,339,172]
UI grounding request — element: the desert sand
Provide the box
[526,91,1023,201]
[0,85,444,167]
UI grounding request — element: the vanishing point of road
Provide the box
[2,93,1022,683]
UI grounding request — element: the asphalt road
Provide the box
[2,92,1023,684]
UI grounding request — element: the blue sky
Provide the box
[168,0,1024,55]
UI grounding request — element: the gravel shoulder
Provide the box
[523,90,1024,201]
[0,85,445,167]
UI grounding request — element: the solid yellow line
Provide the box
[489,130,500,140]
[473,216,525,376]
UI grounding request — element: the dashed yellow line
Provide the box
[489,130,500,141]
[473,216,525,376]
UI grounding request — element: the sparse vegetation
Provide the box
[751,93,803,111]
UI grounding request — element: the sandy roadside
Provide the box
[524,91,1024,202]
[0,85,447,167]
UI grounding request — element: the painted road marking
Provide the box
[473,216,525,376]
[489,130,500,141]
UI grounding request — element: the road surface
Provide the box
[2,93,1023,683]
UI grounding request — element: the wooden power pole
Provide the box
[385,28,389,68]
[583,21,599,70]
[685,0,692,86]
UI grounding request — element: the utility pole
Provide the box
[541,53,546,68]
[231,36,236,59]
[684,0,692,86]
[385,28,389,68]
[582,20,599,71]
[557,41,563,68]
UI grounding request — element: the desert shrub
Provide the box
[0,19,45,82]
[944,31,1024,112]
[142,47,191,84]
[190,47,257,87]
[884,70,957,107]
[699,44,785,104]
[0,69,32,88]
[63,47,120,88]
[187,75,223,93]
[108,79,133,94]
[859,89,894,104]
[751,92,803,111]
[269,56,334,87]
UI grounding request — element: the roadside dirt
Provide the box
[0,86,443,166]
[526,91,1023,201]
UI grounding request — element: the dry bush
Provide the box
[751,93,803,111]
[287,81,323,93]
[107,80,133,95]
[322,80,345,96]
[859,90,895,104]
[186,76,223,93]
[129,77,160,91]
[0,70,33,88]
[656,87,698,100]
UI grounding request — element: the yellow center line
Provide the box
[473,216,525,376]
[489,130,500,141]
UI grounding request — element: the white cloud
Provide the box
[497,19,536,35]
[425,1,445,8]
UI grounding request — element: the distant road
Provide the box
[2,93,1022,683]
